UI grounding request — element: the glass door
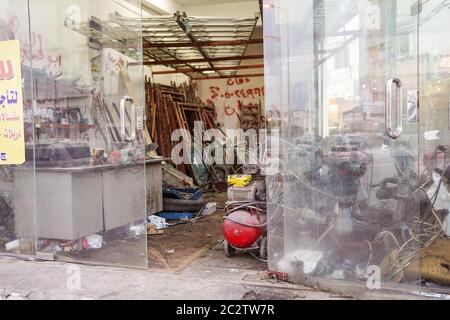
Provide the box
[0,0,36,258]
[417,0,450,295]
[265,0,423,294]
[28,0,149,268]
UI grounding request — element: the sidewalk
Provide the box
[0,246,347,300]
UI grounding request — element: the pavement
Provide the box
[0,245,349,300]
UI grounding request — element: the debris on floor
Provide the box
[37,233,104,256]
[82,234,103,250]
[5,238,33,254]
[147,192,227,271]
[203,202,217,216]
[147,224,164,235]
[128,225,147,238]
[147,215,168,230]
[404,238,450,286]
[162,162,196,189]
[158,212,195,220]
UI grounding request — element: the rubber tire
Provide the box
[259,236,268,260]
[224,239,236,258]
[162,197,206,212]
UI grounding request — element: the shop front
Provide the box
[1,0,449,299]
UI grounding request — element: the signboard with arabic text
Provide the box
[0,40,25,165]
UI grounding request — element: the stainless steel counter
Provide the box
[14,160,163,241]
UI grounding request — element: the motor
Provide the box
[222,199,267,260]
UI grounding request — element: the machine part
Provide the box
[223,239,236,258]
[223,209,265,249]
[255,181,267,202]
[209,164,228,191]
[259,236,267,260]
[212,164,228,181]
[227,180,264,202]
[242,164,259,175]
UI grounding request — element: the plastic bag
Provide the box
[82,234,103,249]
[147,215,168,230]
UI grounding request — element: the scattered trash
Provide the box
[165,249,175,254]
[162,162,196,188]
[82,234,103,250]
[147,215,168,229]
[147,224,164,235]
[5,238,32,254]
[277,249,324,275]
[202,203,217,216]
[404,239,450,286]
[129,224,147,238]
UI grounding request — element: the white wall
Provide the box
[150,66,190,86]
[185,1,259,19]
[143,0,184,14]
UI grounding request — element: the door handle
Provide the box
[120,96,136,142]
[385,78,403,139]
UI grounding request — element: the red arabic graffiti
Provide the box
[227,77,250,86]
[209,86,265,101]
[7,15,62,70]
[0,60,14,80]
[105,51,126,76]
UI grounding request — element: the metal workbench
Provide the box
[14,159,163,241]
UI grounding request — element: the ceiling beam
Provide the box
[175,12,215,69]
[191,73,264,81]
[142,38,263,48]
[152,64,264,75]
[143,54,264,66]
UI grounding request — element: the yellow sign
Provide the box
[0,40,25,165]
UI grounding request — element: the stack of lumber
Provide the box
[145,77,218,175]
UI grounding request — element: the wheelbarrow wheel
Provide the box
[259,236,268,260]
[223,239,236,258]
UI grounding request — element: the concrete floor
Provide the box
[0,245,349,300]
